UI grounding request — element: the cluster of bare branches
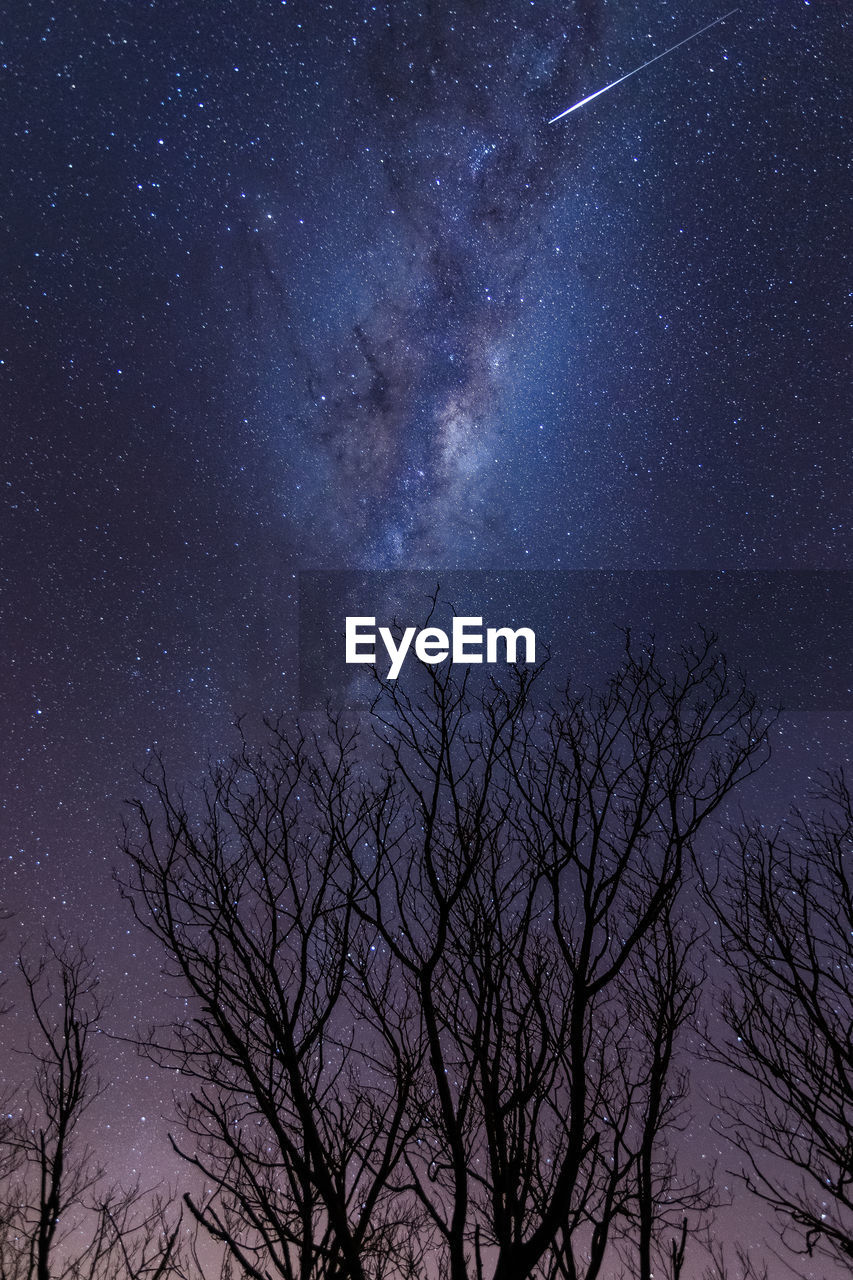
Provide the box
[11,633,853,1279]
[708,770,853,1271]
[119,634,771,1280]
[0,937,196,1280]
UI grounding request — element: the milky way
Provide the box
[271,0,610,566]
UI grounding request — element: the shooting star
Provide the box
[549,9,739,124]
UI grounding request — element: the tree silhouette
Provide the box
[122,635,770,1280]
[123,718,423,1280]
[0,937,193,1280]
[618,907,710,1280]
[710,770,853,1269]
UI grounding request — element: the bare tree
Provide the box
[0,938,193,1280]
[618,909,712,1280]
[359,635,767,1280]
[0,909,24,1266]
[122,634,771,1280]
[121,719,427,1280]
[1,938,107,1280]
[709,769,853,1269]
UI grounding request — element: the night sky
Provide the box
[1,0,851,1272]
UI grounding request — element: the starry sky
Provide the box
[1,0,851,1269]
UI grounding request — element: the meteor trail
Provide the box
[548,9,739,124]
